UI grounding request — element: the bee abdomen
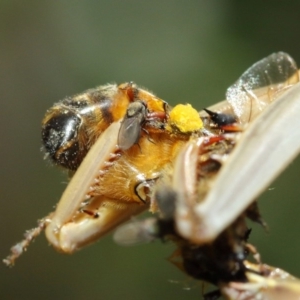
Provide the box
[42,109,84,170]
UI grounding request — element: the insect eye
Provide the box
[42,110,83,170]
[127,101,147,117]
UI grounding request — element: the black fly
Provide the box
[118,101,148,150]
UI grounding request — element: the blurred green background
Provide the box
[1,1,300,299]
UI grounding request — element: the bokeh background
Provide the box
[1,1,300,299]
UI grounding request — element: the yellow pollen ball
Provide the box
[167,104,203,133]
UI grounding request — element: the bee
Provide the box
[4,52,300,299]
[41,82,167,170]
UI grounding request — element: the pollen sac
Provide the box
[166,104,203,133]
[42,109,83,170]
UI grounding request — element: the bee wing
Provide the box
[226,52,299,124]
[113,218,158,246]
[118,117,141,150]
[192,82,300,243]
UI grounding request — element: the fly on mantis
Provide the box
[4,52,300,299]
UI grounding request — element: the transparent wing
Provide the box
[118,117,141,150]
[226,52,299,124]
[113,218,158,246]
